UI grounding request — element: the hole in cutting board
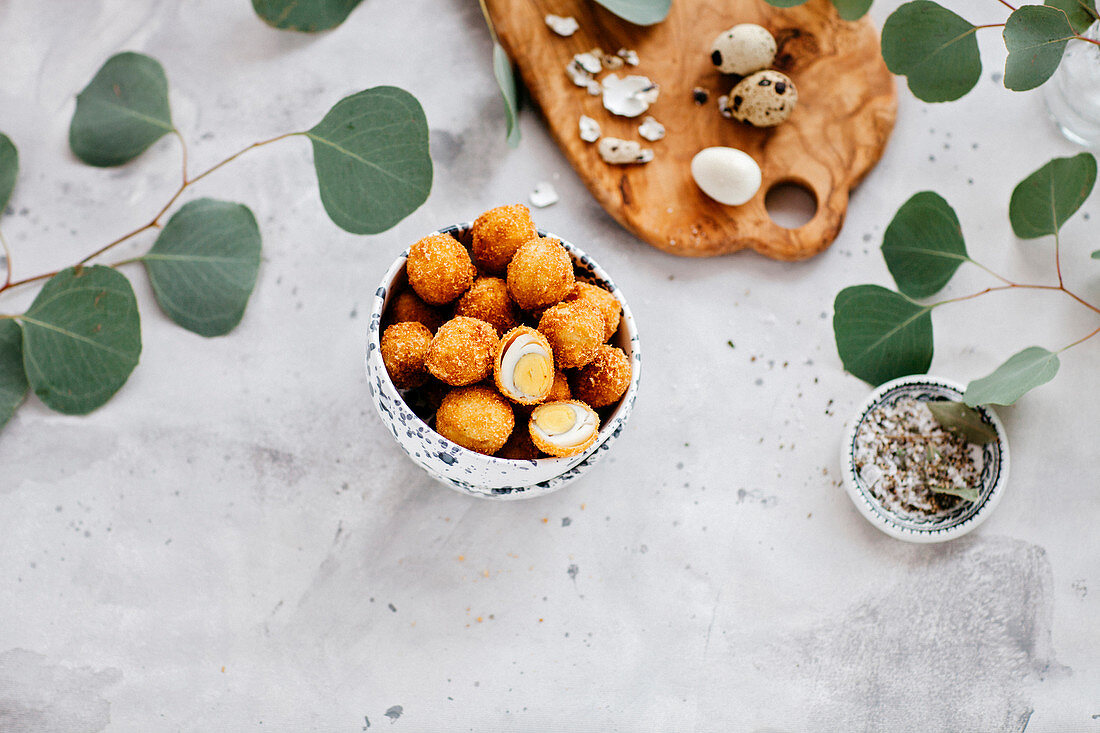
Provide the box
[765,181,817,229]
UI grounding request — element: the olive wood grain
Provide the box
[485,0,897,259]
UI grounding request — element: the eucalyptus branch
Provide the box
[1061,323,1100,351]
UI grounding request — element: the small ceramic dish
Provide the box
[366,223,641,500]
[839,375,1010,543]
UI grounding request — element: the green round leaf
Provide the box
[493,44,521,148]
[761,0,810,7]
[20,266,141,415]
[306,86,432,235]
[142,199,262,337]
[1044,0,1099,34]
[0,319,28,429]
[963,346,1060,406]
[69,52,174,167]
[0,132,18,212]
[882,191,969,299]
[251,0,364,31]
[1092,250,1100,259]
[1003,5,1076,92]
[881,1,981,103]
[833,285,934,386]
[1009,153,1097,239]
[591,0,671,25]
[832,0,874,21]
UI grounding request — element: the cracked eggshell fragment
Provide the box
[638,116,665,141]
[598,137,653,165]
[529,182,559,208]
[617,48,639,66]
[566,59,593,88]
[730,70,797,127]
[579,115,601,142]
[602,74,659,118]
[545,14,579,36]
[710,24,776,75]
[690,147,762,206]
[603,54,625,70]
[717,94,733,119]
[573,51,602,74]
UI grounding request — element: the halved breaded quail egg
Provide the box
[529,400,600,458]
[495,326,555,405]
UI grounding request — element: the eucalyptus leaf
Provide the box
[69,52,174,167]
[0,133,17,212]
[931,485,980,503]
[1009,153,1097,239]
[882,191,968,298]
[963,346,1060,407]
[833,285,934,386]
[20,266,141,415]
[881,1,981,103]
[1093,250,1100,259]
[926,400,998,444]
[1045,0,1099,34]
[0,319,27,429]
[251,0,364,31]
[761,0,809,7]
[591,0,671,25]
[306,86,432,235]
[831,0,874,21]
[142,199,261,337]
[493,44,521,148]
[1003,5,1076,92]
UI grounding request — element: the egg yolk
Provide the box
[535,404,576,434]
[513,353,552,396]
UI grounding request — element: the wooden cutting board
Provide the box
[485,0,897,259]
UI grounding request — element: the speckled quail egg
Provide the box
[494,327,555,405]
[710,24,776,76]
[729,70,797,127]
[528,400,600,458]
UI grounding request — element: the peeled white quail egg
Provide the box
[690,147,762,206]
[495,328,554,404]
[710,24,777,76]
[729,70,797,127]
[529,401,600,457]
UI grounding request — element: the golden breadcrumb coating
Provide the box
[493,326,555,405]
[388,289,446,333]
[470,204,538,274]
[506,237,575,312]
[528,400,600,458]
[496,428,542,460]
[435,385,515,455]
[571,345,631,408]
[380,321,433,389]
[563,282,621,342]
[547,369,572,403]
[537,300,605,369]
[406,232,477,305]
[455,277,522,336]
[426,316,499,386]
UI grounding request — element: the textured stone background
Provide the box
[0,1,1097,730]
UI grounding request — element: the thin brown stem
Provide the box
[974,23,1007,30]
[477,0,499,44]
[1054,229,1064,288]
[994,0,1017,11]
[969,259,1017,286]
[1060,324,1100,352]
[172,129,189,186]
[0,132,299,296]
[1075,34,1100,48]
[73,132,299,268]
[932,281,1100,315]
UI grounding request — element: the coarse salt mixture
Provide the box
[853,397,983,516]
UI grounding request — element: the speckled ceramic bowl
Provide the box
[366,223,641,500]
[840,375,1010,543]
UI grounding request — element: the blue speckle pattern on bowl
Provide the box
[366,223,641,501]
[841,376,1010,543]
